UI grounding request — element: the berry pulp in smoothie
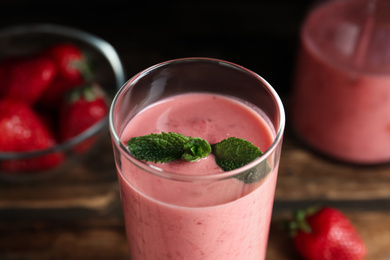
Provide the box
[117,93,279,259]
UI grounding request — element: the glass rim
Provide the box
[109,57,285,182]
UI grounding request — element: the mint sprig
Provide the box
[127,132,271,183]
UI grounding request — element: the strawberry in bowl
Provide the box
[59,83,109,154]
[0,24,124,180]
[0,99,65,172]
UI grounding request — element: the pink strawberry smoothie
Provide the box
[117,93,278,259]
[291,0,390,164]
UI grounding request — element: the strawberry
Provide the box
[286,206,366,260]
[1,56,57,105]
[59,83,108,153]
[0,99,64,172]
[44,43,88,83]
[38,43,90,109]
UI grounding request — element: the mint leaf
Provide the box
[127,132,191,163]
[212,137,263,171]
[212,137,271,183]
[182,137,212,162]
[127,132,211,163]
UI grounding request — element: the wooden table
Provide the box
[1,126,390,260]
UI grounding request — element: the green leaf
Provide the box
[212,137,262,171]
[212,137,271,183]
[127,132,191,163]
[182,137,212,162]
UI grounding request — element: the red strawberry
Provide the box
[1,56,57,105]
[287,207,366,260]
[59,83,108,153]
[0,99,64,172]
[45,43,88,83]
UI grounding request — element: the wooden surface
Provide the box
[1,1,390,259]
[1,128,390,260]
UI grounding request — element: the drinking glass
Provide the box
[109,57,285,260]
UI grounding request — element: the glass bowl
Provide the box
[0,23,125,181]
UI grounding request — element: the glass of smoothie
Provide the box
[291,0,390,164]
[109,57,285,260]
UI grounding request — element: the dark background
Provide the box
[0,0,314,96]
